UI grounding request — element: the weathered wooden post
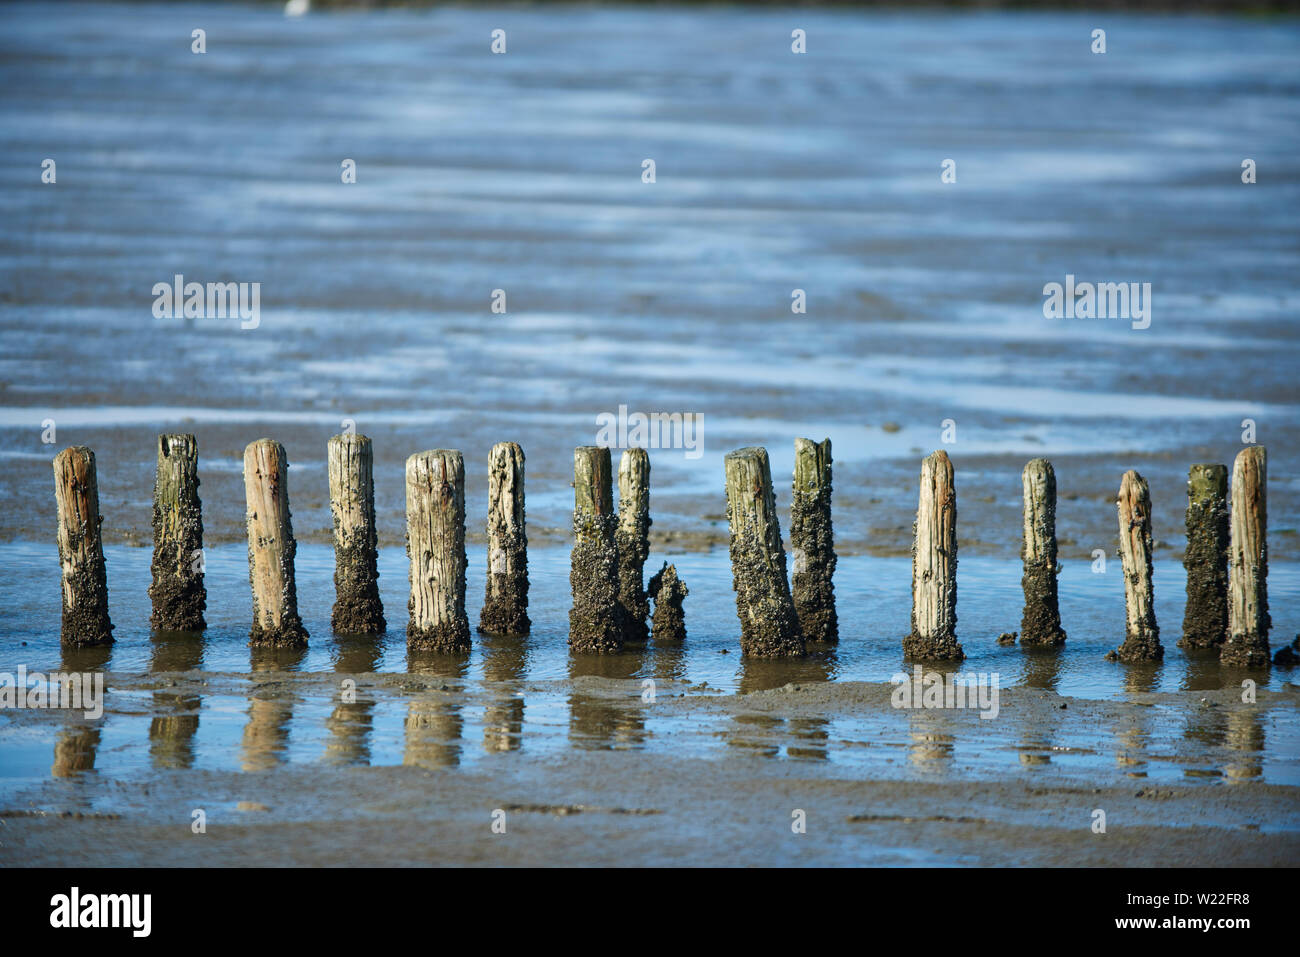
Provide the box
[791,437,837,643]
[1223,446,1269,667]
[148,433,206,632]
[569,446,624,653]
[724,446,803,657]
[53,446,114,646]
[1019,457,1065,646]
[243,438,307,647]
[479,441,530,637]
[648,562,688,643]
[1180,463,1228,650]
[1110,469,1161,661]
[904,450,963,660]
[405,449,470,652]
[328,433,385,634]
[616,448,651,643]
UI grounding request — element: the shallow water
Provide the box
[1,541,1297,803]
[5,541,1300,693]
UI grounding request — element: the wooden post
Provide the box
[905,451,963,660]
[569,446,624,653]
[1223,446,1269,667]
[328,433,385,635]
[616,448,651,643]
[724,446,803,657]
[648,561,688,643]
[1180,463,1228,650]
[1111,469,1161,661]
[53,446,114,646]
[148,433,206,632]
[1019,457,1065,646]
[479,441,530,637]
[243,438,307,647]
[791,437,837,643]
[405,450,470,652]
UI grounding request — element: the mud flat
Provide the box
[0,9,1296,565]
[0,671,1296,867]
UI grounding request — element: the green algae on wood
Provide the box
[149,433,206,632]
[616,448,651,643]
[569,446,624,653]
[1180,463,1228,650]
[791,437,837,643]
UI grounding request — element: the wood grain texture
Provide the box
[1112,469,1161,662]
[53,446,114,646]
[243,438,307,647]
[405,449,470,651]
[1223,446,1269,667]
[905,450,963,660]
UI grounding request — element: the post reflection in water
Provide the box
[646,642,687,685]
[1224,708,1264,781]
[900,659,963,769]
[481,633,528,754]
[148,631,204,770]
[908,711,956,768]
[1021,645,1063,693]
[52,646,110,779]
[736,648,838,695]
[1113,664,1160,776]
[1018,646,1064,767]
[404,650,468,769]
[325,634,384,766]
[567,651,647,750]
[733,649,836,761]
[787,715,831,761]
[1182,694,1265,782]
[1179,649,1227,694]
[241,645,306,772]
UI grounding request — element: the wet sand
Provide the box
[2,4,1298,562]
[2,675,1296,866]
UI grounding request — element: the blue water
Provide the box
[1,540,1297,801]
[1,3,1298,558]
[1,541,1297,695]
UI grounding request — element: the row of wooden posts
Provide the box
[51,436,1273,667]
